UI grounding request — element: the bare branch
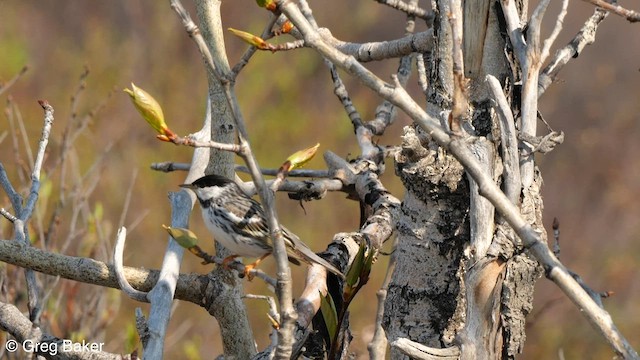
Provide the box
[390,338,460,359]
[21,100,54,221]
[144,189,191,358]
[170,0,224,80]
[231,14,282,77]
[486,75,520,205]
[552,217,560,258]
[500,0,527,60]
[320,28,433,63]
[367,55,413,136]
[0,65,28,97]
[237,165,330,178]
[373,0,433,21]
[539,7,609,96]
[118,170,138,230]
[0,239,209,304]
[417,53,428,94]
[581,0,640,22]
[170,134,242,152]
[113,227,149,302]
[0,208,17,223]
[541,0,569,62]
[150,161,191,172]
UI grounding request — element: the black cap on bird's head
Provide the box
[179,174,234,189]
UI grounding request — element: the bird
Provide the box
[180,174,344,279]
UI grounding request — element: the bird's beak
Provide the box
[179,183,195,190]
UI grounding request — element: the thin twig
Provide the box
[150,161,191,172]
[170,0,224,80]
[581,0,640,22]
[552,217,560,258]
[22,100,54,220]
[0,208,17,223]
[0,65,28,97]
[236,165,330,178]
[118,169,138,230]
[541,0,569,62]
[231,14,281,77]
[538,6,609,96]
[373,0,433,21]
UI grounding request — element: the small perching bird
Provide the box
[180,174,345,279]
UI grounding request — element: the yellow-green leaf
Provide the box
[228,28,270,50]
[163,225,199,249]
[255,0,276,10]
[320,292,338,344]
[124,83,170,136]
[286,143,320,171]
[345,241,366,288]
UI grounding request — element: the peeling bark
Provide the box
[384,126,469,356]
[383,1,544,358]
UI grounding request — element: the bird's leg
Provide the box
[243,253,271,281]
[221,254,240,269]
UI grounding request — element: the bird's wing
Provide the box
[220,195,270,240]
[218,195,297,248]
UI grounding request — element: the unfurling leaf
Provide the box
[163,225,199,249]
[345,241,366,289]
[227,28,273,50]
[255,0,276,10]
[124,83,176,139]
[319,291,338,346]
[344,240,375,300]
[283,143,320,173]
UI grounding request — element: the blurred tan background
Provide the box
[0,1,638,359]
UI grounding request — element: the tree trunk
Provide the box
[383,0,543,358]
[194,1,257,358]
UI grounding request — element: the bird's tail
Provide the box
[289,241,345,279]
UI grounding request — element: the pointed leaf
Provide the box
[345,240,366,288]
[228,28,270,50]
[124,83,173,138]
[256,0,276,10]
[360,245,375,285]
[319,291,338,344]
[163,225,199,249]
[285,143,320,171]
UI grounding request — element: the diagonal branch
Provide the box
[373,0,433,21]
[581,0,640,22]
[538,6,609,96]
[0,65,28,97]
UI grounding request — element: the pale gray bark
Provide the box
[193,1,257,358]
